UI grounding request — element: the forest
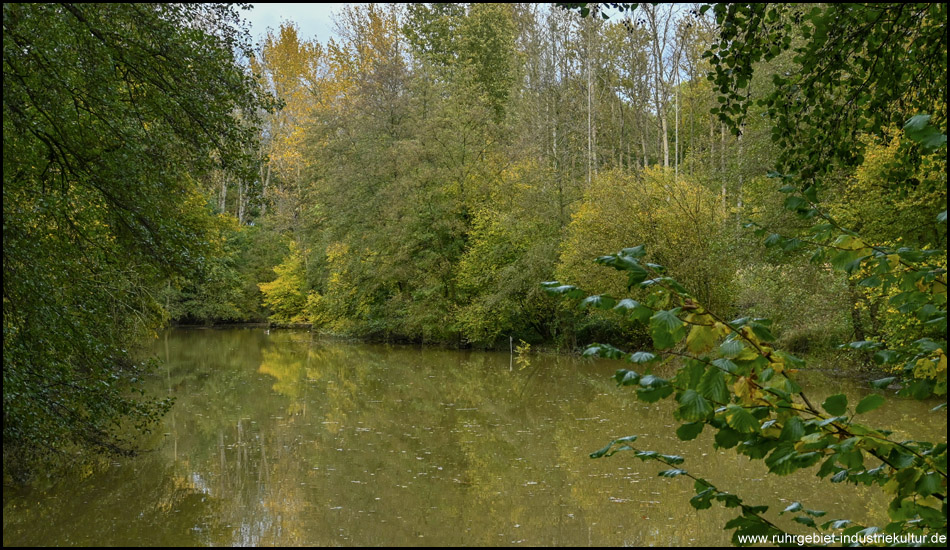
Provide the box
[3,2,946,545]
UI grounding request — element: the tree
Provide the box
[3,3,267,472]
[251,22,324,229]
[553,2,946,543]
[259,242,309,324]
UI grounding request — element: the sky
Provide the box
[241,3,347,45]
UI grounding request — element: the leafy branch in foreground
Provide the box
[591,434,790,544]
[543,242,947,544]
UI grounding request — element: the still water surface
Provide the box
[3,329,945,546]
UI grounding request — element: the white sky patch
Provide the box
[242,3,347,45]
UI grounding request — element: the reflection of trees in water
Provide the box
[4,329,945,546]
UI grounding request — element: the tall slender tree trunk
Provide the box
[736,130,744,230]
[260,162,271,216]
[720,123,727,209]
[641,114,649,168]
[219,177,227,213]
[661,116,669,168]
[238,180,246,225]
[587,26,594,186]
[674,66,679,180]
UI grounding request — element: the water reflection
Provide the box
[3,329,946,546]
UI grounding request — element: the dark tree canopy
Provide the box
[3,3,267,469]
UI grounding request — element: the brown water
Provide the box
[3,328,945,546]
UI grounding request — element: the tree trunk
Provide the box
[219,176,227,213]
[238,180,246,225]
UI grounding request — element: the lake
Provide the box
[3,328,945,546]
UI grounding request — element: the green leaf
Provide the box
[765,444,801,475]
[613,298,640,311]
[717,493,743,509]
[783,502,803,513]
[719,339,744,358]
[650,309,685,350]
[629,303,654,323]
[620,245,646,258]
[584,344,624,359]
[714,427,743,449]
[830,249,866,273]
[595,253,648,286]
[817,456,842,478]
[916,472,942,497]
[711,358,738,374]
[581,294,616,310]
[626,264,649,288]
[658,469,687,478]
[822,394,848,416]
[614,369,641,386]
[779,416,805,441]
[699,367,729,403]
[914,338,941,353]
[542,284,587,299]
[818,415,847,427]
[783,196,808,212]
[690,488,715,510]
[637,378,674,403]
[855,394,885,415]
[678,359,705,389]
[904,114,947,151]
[590,442,614,459]
[628,351,657,364]
[678,390,714,422]
[826,519,850,530]
[676,422,704,441]
[749,321,775,342]
[846,340,882,350]
[837,449,864,469]
[590,435,639,459]
[793,516,816,528]
[724,404,758,433]
[772,350,805,368]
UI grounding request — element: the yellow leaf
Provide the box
[734,377,754,403]
[914,358,936,379]
[886,254,900,270]
[882,477,900,495]
[686,324,716,353]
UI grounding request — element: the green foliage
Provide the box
[554,2,947,543]
[708,4,947,179]
[554,167,733,347]
[455,160,563,345]
[305,241,371,334]
[557,167,732,310]
[3,3,266,471]
[547,247,947,542]
[259,242,309,324]
[161,219,288,324]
